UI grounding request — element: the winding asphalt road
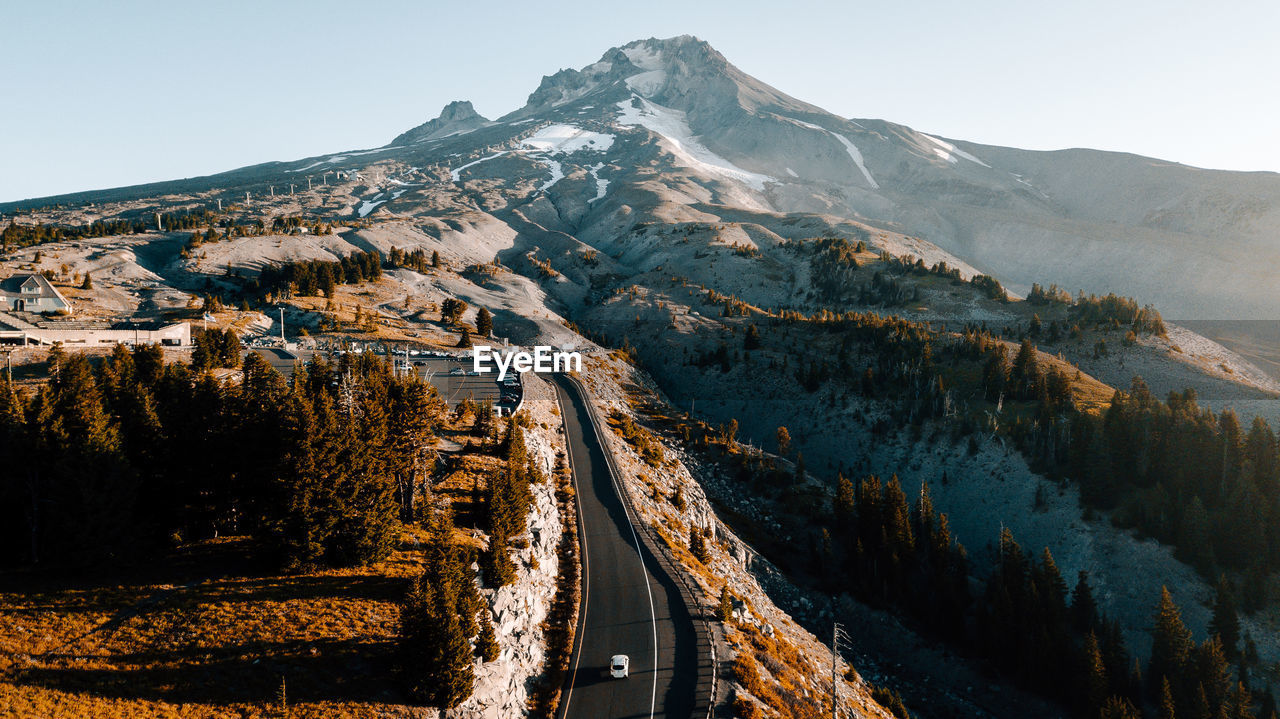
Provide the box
[552,375,698,719]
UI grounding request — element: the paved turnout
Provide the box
[553,375,698,719]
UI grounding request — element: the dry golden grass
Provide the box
[0,534,434,719]
[727,621,832,719]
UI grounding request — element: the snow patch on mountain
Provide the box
[622,43,667,96]
[450,151,508,182]
[588,162,608,202]
[786,118,879,189]
[532,158,564,192]
[615,95,773,191]
[357,200,385,217]
[519,124,615,155]
[326,147,395,163]
[922,134,991,168]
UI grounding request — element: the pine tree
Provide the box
[1083,631,1109,713]
[81,272,93,289]
[1035,547,1069,620]
[39,353,136,563]
[477,606,499,663]
[689,527,709,563]
[456,328,472,348]
[883,475,914,557]
[775,426,791,456]
[483,526,516,587]
[833,473,854,521]
[1189,684,1210,719]
[0,377,28,563]
[475,307,492,337]
[1196,636,1233,714]
[431,249,441,268]
[1226,682,1253,719]
[1150,587,1194,694]
[1010,338,1040,398]
[1178,497,1214,574]
[717,586,733,623]
[1158,676,1177,719]
[398,573,475,707]
[327,368,400,566]
[1209,575,1241,659]
[1099,696,1141,719]
[389,377,445,521]
[1071,570,1100,634]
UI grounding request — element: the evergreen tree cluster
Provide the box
[159,209,222,232]
[2,217,147,251]
[860,271,919,307]
[802,236,866,303]
[399,525,487,708]
[1046,381,1280,588]
[976,530,1138,715]
[0,346,447,570]
[257,250,382,299]
[828,475,971,638]
[970,274,1010,302]
[1147,586,1260,719]
[980,338,1074,405]
[1070,293,1166,335]
[441,298,468,324]
[1028,282,1073,306]
[387,246,434,272]
[651,301,1278,602]
[483,420,538,587]
[270,215,334,235]
[817,471,1271,718]
[191,328,242,371]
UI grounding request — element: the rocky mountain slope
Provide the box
[9,36,1279,321]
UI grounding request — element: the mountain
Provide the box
[491,35,1280,320]
[8,35,1279,320]
[7,34,1280,719]
[388,99,489,146]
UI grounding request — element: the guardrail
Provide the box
[560,374,720,719]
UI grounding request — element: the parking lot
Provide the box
[249,348,523,415]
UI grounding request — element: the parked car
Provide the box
[610,654,629,679]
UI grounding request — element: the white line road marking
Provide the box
[557,385,590,717]
[571,377,658,718]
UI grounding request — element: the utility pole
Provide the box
[831,621,838,719]
[279,307,286,344]
[2,348,12,384]
[830,620,851,719]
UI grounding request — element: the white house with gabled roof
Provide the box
[0,273,71,314]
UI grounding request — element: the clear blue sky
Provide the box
[3,0,1277,203]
